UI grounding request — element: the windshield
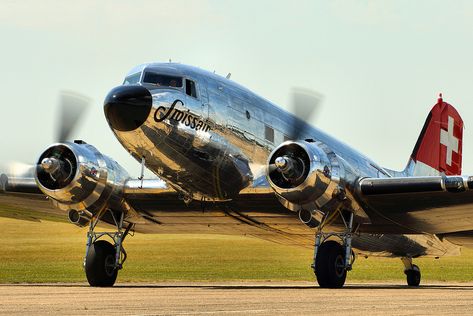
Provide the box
[143,72,183,88]
[123,72,142,85]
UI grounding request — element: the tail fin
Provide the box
[407,94,463,176]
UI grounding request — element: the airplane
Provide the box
[0,62,470,288]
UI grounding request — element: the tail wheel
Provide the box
[315,240,347,288]
[85,240,118,287]
[405,264,421,287]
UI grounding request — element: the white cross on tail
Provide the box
[440,116,459,166]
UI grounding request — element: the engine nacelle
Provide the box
[266,140,344,212]
[35,142,130,226]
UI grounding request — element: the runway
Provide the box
[1,282,473,315]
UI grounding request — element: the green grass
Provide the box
[1,217,473,283]
[0,206,65,223]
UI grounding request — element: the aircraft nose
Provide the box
[104,85,152,132]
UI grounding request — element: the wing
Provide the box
[0,174,313,248]
[123,180,313,247]
[356,175,473,234]
[3,171,465,254]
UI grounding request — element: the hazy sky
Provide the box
[2,0,473,176]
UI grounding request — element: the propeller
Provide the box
[287,87,323,142]
[0,161,36,191]
[266,88,323,178]
[56,91,91,143]
[3,161,35,178]
[1,91,91,182]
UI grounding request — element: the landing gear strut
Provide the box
[84,210,133,287]
[311,210,356,288]
[402,257,421,287]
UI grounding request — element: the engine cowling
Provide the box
[266,140,344,213]
[35,141,130,226]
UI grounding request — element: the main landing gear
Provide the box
[311,210,355,288]
[84,210,133,287]
[311,208,423,288]
[402,257,421,286]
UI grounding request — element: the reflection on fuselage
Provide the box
[111,63,384,202]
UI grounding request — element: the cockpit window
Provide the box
[143,72,183,88]
[123,72,142,85]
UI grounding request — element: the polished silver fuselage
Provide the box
[113,63,386,201]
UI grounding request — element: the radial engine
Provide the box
[266,140,348,227]
[35,141,130,226]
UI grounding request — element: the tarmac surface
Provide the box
[1,281,473,315]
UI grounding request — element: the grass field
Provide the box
[2,217,473,283]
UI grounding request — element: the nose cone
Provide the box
[104,85,152,132]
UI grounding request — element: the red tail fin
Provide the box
[409,94,463,176]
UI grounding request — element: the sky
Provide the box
[1,0,473,176]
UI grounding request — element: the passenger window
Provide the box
[186,79,197,98]
[265,125,274,143]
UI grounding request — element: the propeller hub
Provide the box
[273,155,305,184]
[275,157,288,170]
[41,157,60,174]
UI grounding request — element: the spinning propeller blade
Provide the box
[287,87,323,141]
[2,91,91,180]
[56,91,91,142]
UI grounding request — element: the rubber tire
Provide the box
[406,264,421,287]
[85,240,118,287]
[315,240,347,288]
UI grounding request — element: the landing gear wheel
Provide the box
[85,240,118,287]
[315,240,347,288]
[405,264,421,287]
